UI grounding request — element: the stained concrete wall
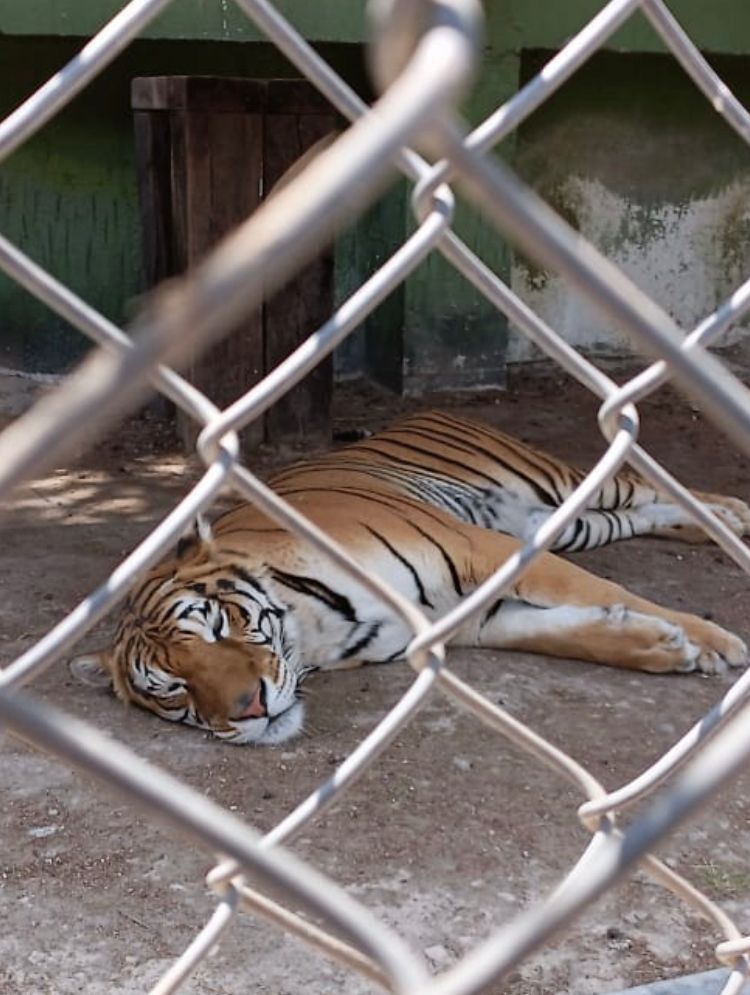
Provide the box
[509,50,750,364]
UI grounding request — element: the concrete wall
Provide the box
[509,50,750,363]
[1,1,749,386]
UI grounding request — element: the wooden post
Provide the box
[262,82,336,447]
[131,76,337,454]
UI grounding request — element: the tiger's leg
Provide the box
[651,489,750,544]
[523,503,696,553]
[515,425,750,544]
[518,494,750,552]
[471,601,707,673]
[469,427,750,550]
[466,472,750,552]
[457,538,747,674]
[433,415,750,549]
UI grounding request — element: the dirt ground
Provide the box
[2,366,750,995]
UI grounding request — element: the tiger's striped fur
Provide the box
[270,410,750,552]
[72,410,750,745]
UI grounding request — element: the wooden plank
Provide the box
[132,110,175,290]
[132,76,337,453]
[132,108,178,419]
[262,108,337,446]
[173,106,265,452]
[264,79,336,116]
[132,76,268,113]
[263,253,334,447]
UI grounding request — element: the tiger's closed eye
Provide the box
[163,681,187,698]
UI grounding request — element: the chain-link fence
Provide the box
[3,0,750,992]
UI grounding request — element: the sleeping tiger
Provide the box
[72,409,750,745]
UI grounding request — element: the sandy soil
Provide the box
[2,368,750,995]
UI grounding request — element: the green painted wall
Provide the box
[3,1,750,51]
[335,180,408,388]
[0,1,368,43]
[491,0,750,55]
[0,36,369,371]
[400,50,519,393]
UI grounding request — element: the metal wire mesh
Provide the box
[2,0,750,992]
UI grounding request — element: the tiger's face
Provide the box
[72,560,308,745]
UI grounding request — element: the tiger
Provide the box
[71,409,750,745]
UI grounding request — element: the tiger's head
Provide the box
[70,523,308,745]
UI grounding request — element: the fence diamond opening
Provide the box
[2,1,750,992]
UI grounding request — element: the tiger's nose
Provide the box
[234,683,266,720]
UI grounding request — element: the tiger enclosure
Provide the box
[2,2,750,995]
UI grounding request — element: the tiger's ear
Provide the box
[68,651,114,688]
[176,514,214,561]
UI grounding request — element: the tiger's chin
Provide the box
[217,700,305,746]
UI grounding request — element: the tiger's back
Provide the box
[262,410,665,551]
[270,409,585,500]
[262,409,750,551]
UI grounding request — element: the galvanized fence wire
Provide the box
[1,0,750,992]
